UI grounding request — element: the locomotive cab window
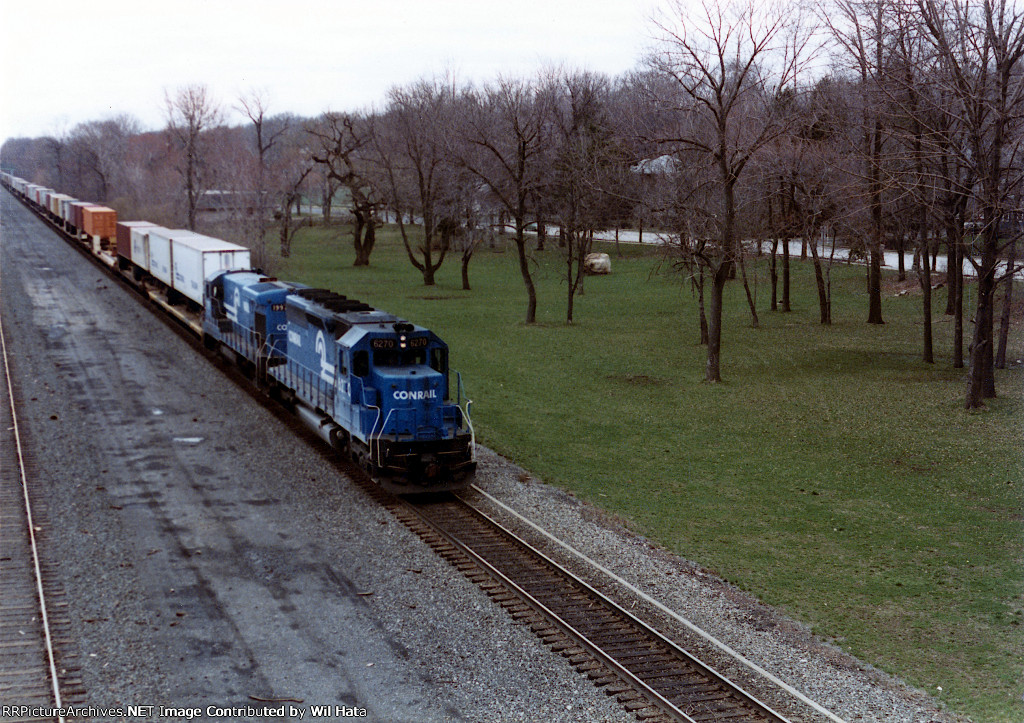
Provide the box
[353,350,369,377]
[373,349,427,367]
[429,348,447,375]
[430,348,449,400]
[254,311,266,344]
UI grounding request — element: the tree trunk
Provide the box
[422,223,437,287]
[946,227,965,367]
[280,209,293,257]
[945,234,958,315]
[697,269,709,345]
[966,246,998,408]
[739,252,759,328]
[996,240,1016,369]
[808,237,831,325]
[352,211,366,266]
[461,252,472,291]
[705,265,728,382]
[897,235,906,281]
[423,236,436,286]
[914,124,933,363]
[781,239,791,312]
[566,271,575,324]
[354,215,375,266]
[953,237,964,369]
[516,217,537,324]
[770,239,778,311]
[919,231,933,364]
[321,182,333,226]
[867,242,884,324]
[867,113,884,325]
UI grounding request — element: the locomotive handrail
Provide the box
[370,408,397,466]
[366,402,382,452]
[264,338,284,358]
[457,372,476,460]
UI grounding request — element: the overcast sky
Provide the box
[0,0,660,144]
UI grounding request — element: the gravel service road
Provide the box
[1,189,961,723]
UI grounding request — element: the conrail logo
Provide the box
[393,390,437,401]
[316,330,335,383]
[225,288,241,323]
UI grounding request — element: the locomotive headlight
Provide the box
[399,334,407,349]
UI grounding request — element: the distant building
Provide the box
[631,155,681,175]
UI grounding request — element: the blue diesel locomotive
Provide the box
[203,270,477,493]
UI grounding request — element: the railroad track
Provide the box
[0,310,85,721]
[382,490,795,723]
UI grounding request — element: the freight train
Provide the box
[0,172,477,493]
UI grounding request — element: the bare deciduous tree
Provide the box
[238,91,291,268]
[308,112,381,266]
[549,69,619,323]
[649,0,814,381]
[376,77,464,286]
[165,84,223,230]
[915,0,1024,407]
[63,115,141,205]
[825,0,894,326]
[460,76,554,323]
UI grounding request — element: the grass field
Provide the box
[272,224,1023,722]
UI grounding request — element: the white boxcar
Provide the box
[171,234,251,305]
[130,225,169,274]
[146,228,182,286]
[49,193,72,216]
[59,196,79,224]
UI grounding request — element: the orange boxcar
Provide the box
[82,206,118,238]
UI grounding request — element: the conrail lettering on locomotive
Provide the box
[393,390,437,400]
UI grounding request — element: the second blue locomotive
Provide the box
[203,269,477,493]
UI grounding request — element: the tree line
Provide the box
[2,0,1021,409]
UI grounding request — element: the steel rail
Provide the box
[406,494,791,723]
[471,483,850,723]
[0,290,65,722]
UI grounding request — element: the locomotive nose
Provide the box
[388,374,441,403]
[377,367,446,437]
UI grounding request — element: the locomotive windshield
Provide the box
[373,349,427,367]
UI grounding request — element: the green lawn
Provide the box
[274,224,1023,722]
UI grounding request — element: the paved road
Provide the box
[0,191,630,722]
